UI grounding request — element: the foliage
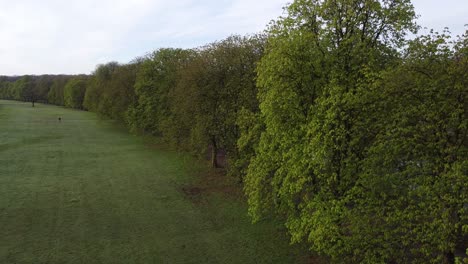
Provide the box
[14,76,35,102]
[33,75,54,102]
[352,31,467,263]
[82,62,139,121]
[242,0,466,262]
[127,48,193,135]
[0,75,81,105]
[0,78,15,100]
[83,62,119,112]
[47,76,72,106]
[64,78,88,109]
[169,36,265,167]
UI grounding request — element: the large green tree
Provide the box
[105,63,140,122]
[240,0,468,262]
[12,76,38,105]
[64,78,87,109]
[0,77,15,100]
[167,35,265,168]
[83,62,120,112]
[47,76,72,106]
[126,49,193,135]
[352,31,467,263]
[33,75,54,102]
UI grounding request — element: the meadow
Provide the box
[0,100,308,264]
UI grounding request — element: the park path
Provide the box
[0,100,305,264]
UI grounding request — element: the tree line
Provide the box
[0,74,88,107]
[0,0,466,262]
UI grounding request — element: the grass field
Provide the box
[0,100,309,264]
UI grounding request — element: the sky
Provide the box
[0,0,466,76]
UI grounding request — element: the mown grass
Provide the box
[0,100,311,264]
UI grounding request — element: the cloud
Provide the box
[1,0,465,75]
[0,0,289,75]
[0,0,164,74]
[113,0,288,61]
[411,0,467,37]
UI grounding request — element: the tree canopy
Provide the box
[243,1,466,263]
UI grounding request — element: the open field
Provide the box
[0,100,308,264]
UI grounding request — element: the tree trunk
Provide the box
[211,137,218,168]
[444,251,455,264]
[32,100,35,107]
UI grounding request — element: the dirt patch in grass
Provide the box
[180,166,243,204]
[181,186,202,196]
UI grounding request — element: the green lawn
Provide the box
[0,100,309,264]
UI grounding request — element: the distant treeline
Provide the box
[0,74,88,107]
[0,0,466,263]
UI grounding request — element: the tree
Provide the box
[83,62,119,112]
[353,30,467,263]
[34,75,54,103]
[48,76,72,106]
[127,48,193,135]
[64,78,87,109]
[81,62,139,121]
[105,63,139,122]
[242,0,441,262]
[13,76,36,106]
[0,77,16,100]
[166,35,265,168]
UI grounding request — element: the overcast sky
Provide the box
[0,0,466,75]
